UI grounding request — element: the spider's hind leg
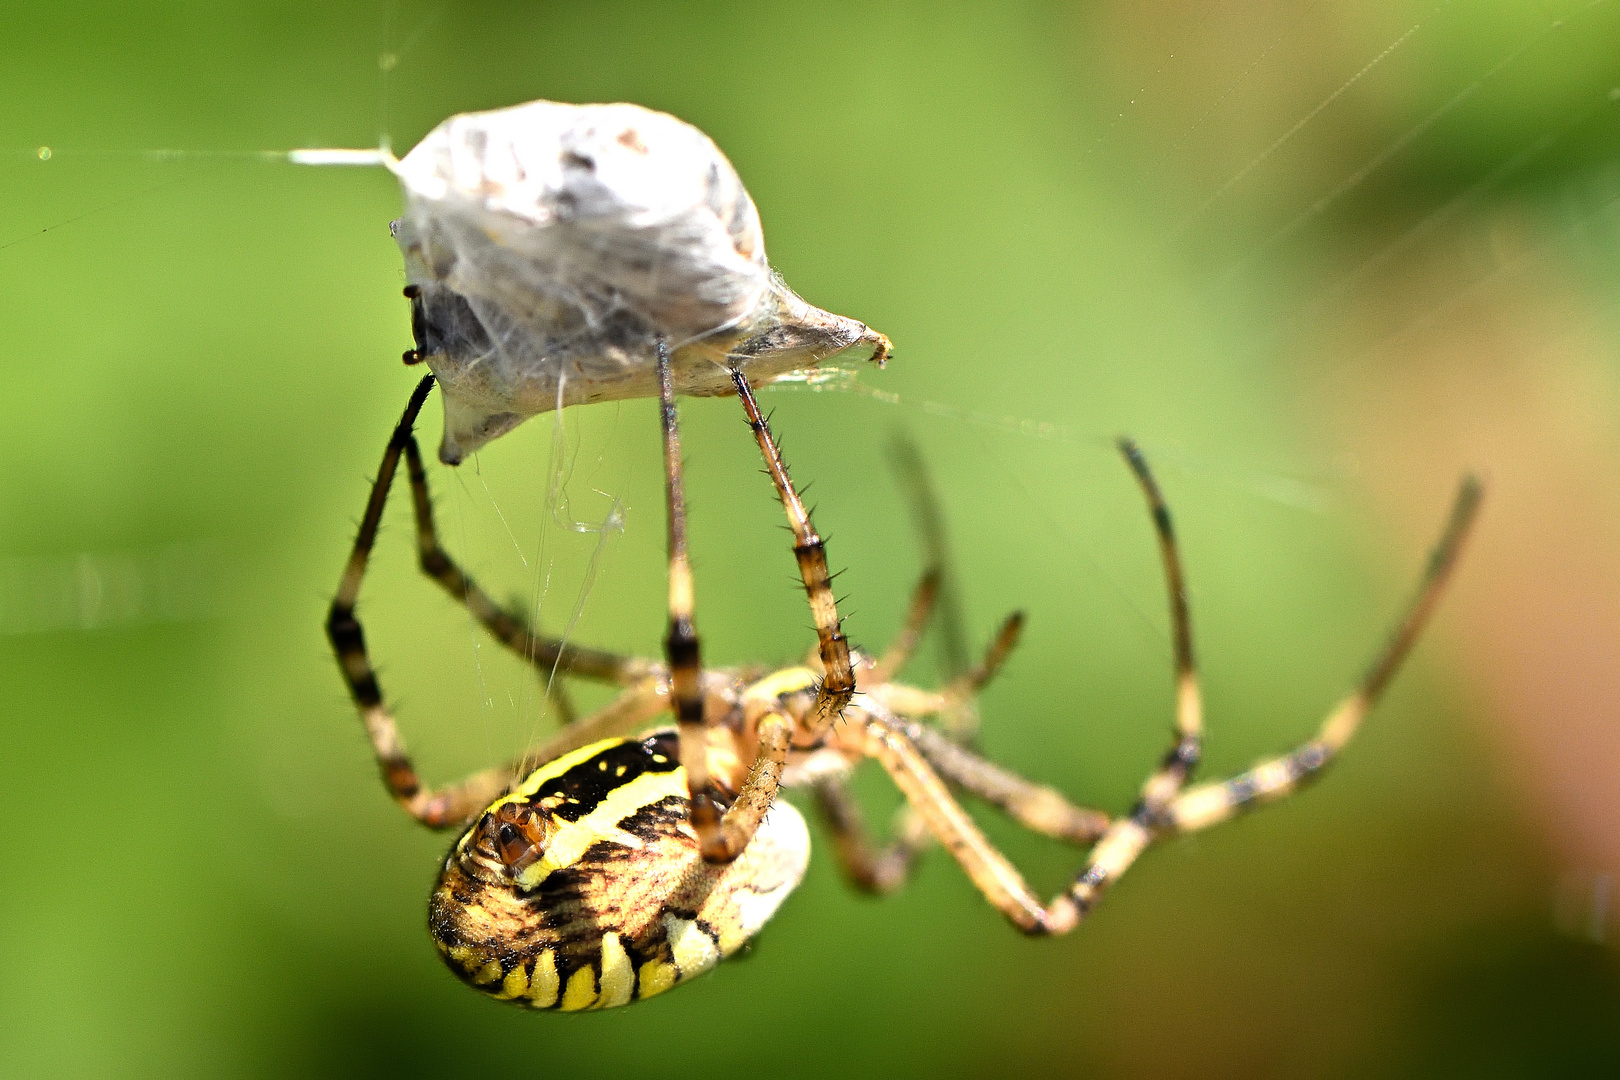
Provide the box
[848,452,1479,937]
[1168,474,1484,834]
[326,376,527,828]
[326,375,674,829]
[814,774,933,894]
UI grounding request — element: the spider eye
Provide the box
[486,805,546,873]
[496,824,533,867]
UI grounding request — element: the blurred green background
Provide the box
[4,1,1620,1076]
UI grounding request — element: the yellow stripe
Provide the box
[514,768,689,891]
[559,965,598,1012]
[498,963,529,999]
[665,914,719,980]
[505,736,646,802]
[527,950,559,1008]
[637,960,677,1000]
[595,934,634,1009]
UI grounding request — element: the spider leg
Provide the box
[397,391,657,688]
[325,376,666,828]
[545,680,580,727]
[813,774,933,894]
[845,605,1094,915]
[856,712,1074,933]
[698,706,795,863]
[824,576,1106,893]
[943,612,1026,702]
[854,472,1479,935]
[657,345,790,862]
[1066,470,1481,923]
[879,611,1022,717]
[1000,438,1205,916]
[860,596,1111,849]
[815,717,1109,899]
[887,436,974,717]
[655,343,714,816]
[1118,438,1205,819]
[325,375,465,827]
[1169,474,1484,833]
[903,721,1111,844]
[864,569,942,686]
[889,438,979,742]
[731,369,854,728]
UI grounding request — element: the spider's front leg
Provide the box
[655,344,790,862]
[731,369,855,727]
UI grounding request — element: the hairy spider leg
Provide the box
[731,369,855,727]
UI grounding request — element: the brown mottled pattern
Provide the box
[429,778,808,1009]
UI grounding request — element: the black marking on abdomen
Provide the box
[527,731,681,822]
[616,795,691,842]
[693,918,723,948]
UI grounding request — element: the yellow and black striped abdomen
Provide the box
[429,731,809,1010]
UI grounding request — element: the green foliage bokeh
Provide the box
[3,2,1619,1077]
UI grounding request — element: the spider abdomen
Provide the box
[428,731,809,1010]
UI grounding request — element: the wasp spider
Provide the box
[327,365,1481,1011]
